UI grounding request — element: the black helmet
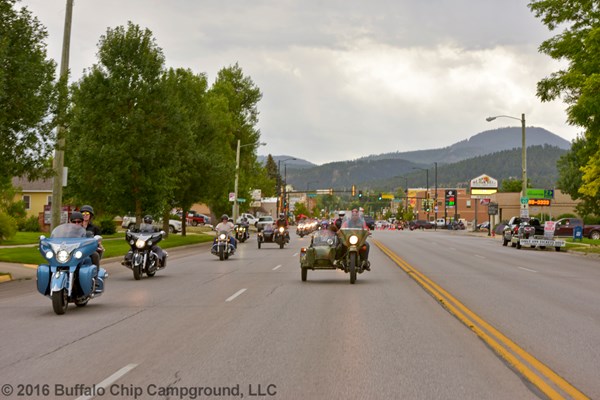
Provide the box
[221,214,229,221]
[70,211,84,222]
[80,205,94,216]
[143,215,153,224]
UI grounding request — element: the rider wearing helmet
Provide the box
[215,214,237,249]
[137,214,167,268]
[79,205,104,266]
[70,211,103,269]
[334,210,346,230]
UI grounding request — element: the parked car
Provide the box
[121,215,182,233]
[553,217,600,240]
[409,220,434,230]
[186,211,207,226]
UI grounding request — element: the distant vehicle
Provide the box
[409,220,434,230]
[255,216,275,231]
[236,213,257,225]
[553,218,600,240]
[121,215,181,233]
[186,211,207,226]
[434,218,446,228]
[502,216,530,247]
[477,221,490,231]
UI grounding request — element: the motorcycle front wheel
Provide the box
[219,247,225,261]
[133,264,142,280]
[52,289,68,315]
[349,253,357,284]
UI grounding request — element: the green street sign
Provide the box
[520,197,529,205]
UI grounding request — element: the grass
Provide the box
[0,230,214,265]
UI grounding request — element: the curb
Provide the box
[0,274,12,283]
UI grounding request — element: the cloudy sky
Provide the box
[19,0,579,165]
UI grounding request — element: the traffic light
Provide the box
[378,193,382,200]
[445,190,456,207]
[351,185,356,196]
[358,190,363,199]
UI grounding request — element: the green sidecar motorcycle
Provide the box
[300,215,371,284]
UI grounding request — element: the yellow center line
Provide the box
[373,239,589,400]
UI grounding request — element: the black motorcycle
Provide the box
[122,230,167,280]
[235,224,249,243]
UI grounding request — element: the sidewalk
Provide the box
[0,262,37,283]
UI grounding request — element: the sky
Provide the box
[17,0,580,165]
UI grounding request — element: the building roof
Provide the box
[11,177,53,192]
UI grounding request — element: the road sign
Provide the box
[229,192,236,202]
[520,197,529,205]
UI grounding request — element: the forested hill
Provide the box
[286,145,567,191]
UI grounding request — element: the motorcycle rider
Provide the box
[334,210,346,230]
[239,215,250,240]
[80,205,104,265]
[215,214,237,249]
[276,212,290,242]
[123,215,167,268]
[69,211,100,268]
[339,209,371,270]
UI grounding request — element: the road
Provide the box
[0,229,597,399]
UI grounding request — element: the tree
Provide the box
[206,63,264,217]
[65,22,169,222]
[500,178,523,193]
[529,0,600,214]
[0,0,56,181]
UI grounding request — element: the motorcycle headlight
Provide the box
[135,239,146,249]
[219,233,227,240]
[57,249,70,263]
[349,235,359,245]
[45,250,54,260]
[129,239,135,246]
[279,227,285,233]
[74,250,83,259]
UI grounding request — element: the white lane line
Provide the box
[518,267,538,273]
[273,265,282,271]
[474,254,486,259]
[76,363,138,400]
[292,252,298,257]
[226,288,247,302]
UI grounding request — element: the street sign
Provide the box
[520,197,529,205]
[229,192,236,202]
[488,202,498,215]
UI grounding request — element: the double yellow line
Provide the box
[374,239,588,400]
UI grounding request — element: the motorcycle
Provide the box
[300,214,371,284]
[235,223,249,243]
[122,229,167,280]
[274,225,289,249]
[37,223,107,315]
[211,230,235,260]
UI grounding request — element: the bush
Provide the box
[98,217,117,235]
[0,212,17,240]
[18,216,41,232]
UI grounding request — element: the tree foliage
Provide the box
[0,0,56,180]
[529,0,600,215]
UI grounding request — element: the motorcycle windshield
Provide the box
[312,230,336,246]
[341,213,367,230]
[51,224,87,238]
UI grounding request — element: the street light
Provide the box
[486,113,527,216]
[277,157,296,215]
[233,140,266,222]
[413,167,429,219]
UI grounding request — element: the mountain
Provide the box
[276,127,571,191]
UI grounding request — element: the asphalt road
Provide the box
[0,229,597,399]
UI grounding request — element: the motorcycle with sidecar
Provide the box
[257,223,287,249]
[300,214,371,284]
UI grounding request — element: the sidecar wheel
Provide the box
[280,242,284,249]
[133,265,142,280]
[301,268,307,282]
[349,254,357,284]
[52,289,68,315]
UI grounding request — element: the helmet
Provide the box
[143,215,153,224]
[80,205,94,216]
[279,213,285,218]
[339,211,346,217]
[70,211,84,222]
[221,214,229,221]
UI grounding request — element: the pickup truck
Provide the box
[553,218,600,240]
[502,216,529,247]
[255,216,275,231]
[509,218,565,251]
[121,216,182,233]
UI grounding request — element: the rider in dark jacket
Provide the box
[276,213,290,242]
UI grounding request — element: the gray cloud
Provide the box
[20,0,578,165]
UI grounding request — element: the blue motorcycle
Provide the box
[37,223,107,315]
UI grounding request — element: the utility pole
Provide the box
[51,0,73,230]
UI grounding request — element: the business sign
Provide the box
[526,188,554,199]
[470,174,498,189]
[529,199,551,206]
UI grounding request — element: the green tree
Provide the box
[0,0,56,180]
[206,63,264,217]
[65,22,169,222]
[499,178,523,193]
[529,0,600,214]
